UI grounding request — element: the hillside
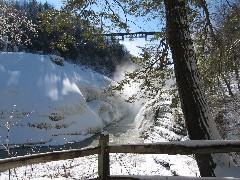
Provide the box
[1,52,239,179]
[0,52,126,147]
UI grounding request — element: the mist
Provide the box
[112,61,147,126]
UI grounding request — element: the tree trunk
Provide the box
[233,53,240,91]
[222,74,234,97]
[164,0,237,177]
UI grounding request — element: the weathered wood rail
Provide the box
[1,132,240,180]
[0,147,100,171]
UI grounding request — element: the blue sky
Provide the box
[37,0,63,9]
[36,0,160,56]
[36,0,160,32]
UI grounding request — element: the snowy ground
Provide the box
[0,52,199,179]
[0,100,200,179]
[0,52,126,147]
[1,52,239,179]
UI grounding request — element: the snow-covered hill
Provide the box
[0,52,125,146]
[0,97,201,179]
[1,52,239,179]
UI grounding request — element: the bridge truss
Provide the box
[101,31,162,41]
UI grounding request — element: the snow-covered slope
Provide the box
[0,52,125,146]
[0,96,200,180]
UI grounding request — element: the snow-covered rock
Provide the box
[0,52,125,146]
[134,96,200,177]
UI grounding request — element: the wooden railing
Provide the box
[1,132,240,180]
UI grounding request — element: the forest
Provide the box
[0,0,130,76]
[0,0,240,178]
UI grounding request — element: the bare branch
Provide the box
[225,0,240,19]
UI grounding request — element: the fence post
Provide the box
[98,132,110,180]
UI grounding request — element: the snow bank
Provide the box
[0,52,125,146]
[136,95,240,177]
[0,90,200,179]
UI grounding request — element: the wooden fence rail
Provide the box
[108,140,240,155]
[0,146,100,172]
[1,132,240,180]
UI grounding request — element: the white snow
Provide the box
[0,55,200,179]
[0,96,201,179]
[0,52,125,146]
[0,52,239,179]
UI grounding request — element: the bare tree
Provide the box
[164,0,239,177]
[0,0,37,50]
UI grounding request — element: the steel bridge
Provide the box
[101,31,162,41]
